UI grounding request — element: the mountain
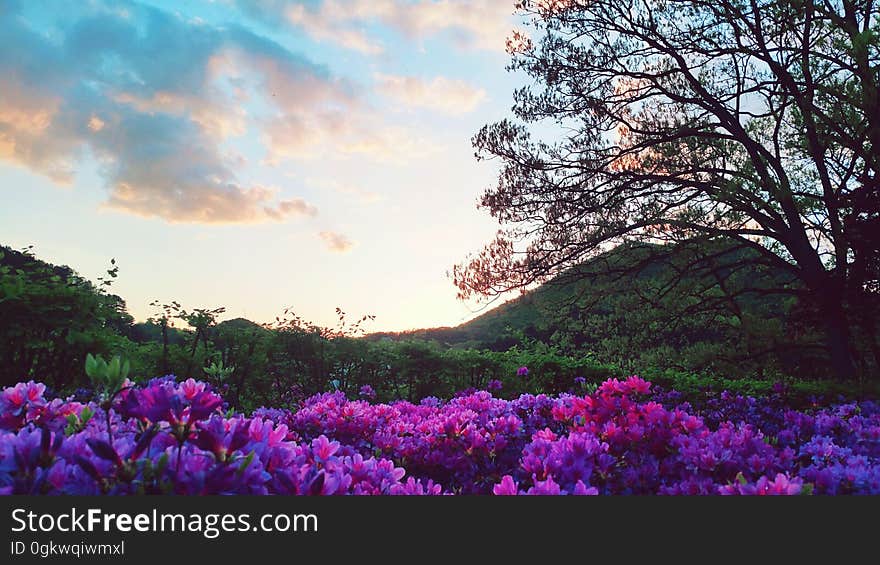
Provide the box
[366,239,817,375]
[215,317,271,334]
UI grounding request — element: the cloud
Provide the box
[263,111,443,163]
[88,115,105,132]
[375,73,486,115]
[306,177,381,204]
[286,3,384,55]
[376,0,517,51]
[0,1,360,223]
[264,197,318,220]
[235,0,518,53]
[90,109,317,223]
[318,231,355,253]
[336,125,444,161]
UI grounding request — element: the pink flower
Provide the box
[572,480,599,495]
[719,473,806,495]
[311,435,340,462]
[493,475,519,495]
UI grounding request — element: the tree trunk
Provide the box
[184,328,202,380]
[797,247,858,381]
[820,295,856,380]
[860,310,880,376]
[161,322,169,375]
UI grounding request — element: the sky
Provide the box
[0,0,530,332]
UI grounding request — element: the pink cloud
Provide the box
[285,3,384,54]
[0,73,76,184]
[318,231,356,253]
[307,178,382,204]
[277,0,518,53]
[263,112,442,163]
[375,73,486,115]
[105,182,314,224]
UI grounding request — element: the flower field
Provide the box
[2,376,878,495]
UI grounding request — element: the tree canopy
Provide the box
[454,0,880,379]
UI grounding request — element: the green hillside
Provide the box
[369,240,828,378]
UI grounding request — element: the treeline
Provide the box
[0,246,614,409]
[2,243,875,410]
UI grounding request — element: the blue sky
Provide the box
[0,0,528,331]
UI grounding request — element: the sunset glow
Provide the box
[0,0,524,331]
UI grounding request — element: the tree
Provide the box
[454,0,879,379]
[148,300,181,376]
[0,246,134,388]
[177,306,226,379]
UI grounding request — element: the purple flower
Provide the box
[119,379,222,427]
[517,366,529,377]
[358,385,376,400]
[487,379,503,392]
[389,477,443,495]
[194,416,250,462]
[2,375,877,496]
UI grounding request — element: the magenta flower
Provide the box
[526,477,563,495]
[493,475,519,495]
[0,381,47,430]
[119,380,222,426]
[719,473,806,495]
[2,381,46,409]
[311,435,340,462]
[572,480,599,495]
[389,477,443,495]
[517,366,529,377]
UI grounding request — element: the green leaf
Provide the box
[85,353,97,378]
[108,373,123,393]
[108,356,121,380]
[156,453,169,474]
[237,451,255,477]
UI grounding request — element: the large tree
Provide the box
[454,0,879,379]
